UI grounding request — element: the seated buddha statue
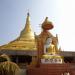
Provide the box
[41,37,63,63]
[44,37,56,55]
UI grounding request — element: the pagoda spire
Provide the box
[24,12,32,33]
[18,12,35,40]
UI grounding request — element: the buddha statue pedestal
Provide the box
[41,54,63,64]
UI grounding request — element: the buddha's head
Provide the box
[45,37,52,45]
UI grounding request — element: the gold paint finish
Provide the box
[0,13,37,50]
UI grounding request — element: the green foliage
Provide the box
[0,61,21,75]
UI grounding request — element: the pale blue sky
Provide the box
[0,0,75,51]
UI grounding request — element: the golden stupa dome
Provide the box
[42,17,54,30]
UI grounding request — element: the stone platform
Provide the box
[27,63,75,75]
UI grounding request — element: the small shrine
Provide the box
[36,17,63,65]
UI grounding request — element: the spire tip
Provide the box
[27,12,30,16]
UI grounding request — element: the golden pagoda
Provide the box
[0,12,37,51]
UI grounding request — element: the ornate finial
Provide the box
[44,17,48,22]
[42,17,54,30]
[27,9,30,16]
[27,12,30,16]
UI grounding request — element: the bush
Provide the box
[0,61,21,75]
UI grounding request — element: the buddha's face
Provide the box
[45,37,52,45]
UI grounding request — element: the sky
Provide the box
[0,0,75,51]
